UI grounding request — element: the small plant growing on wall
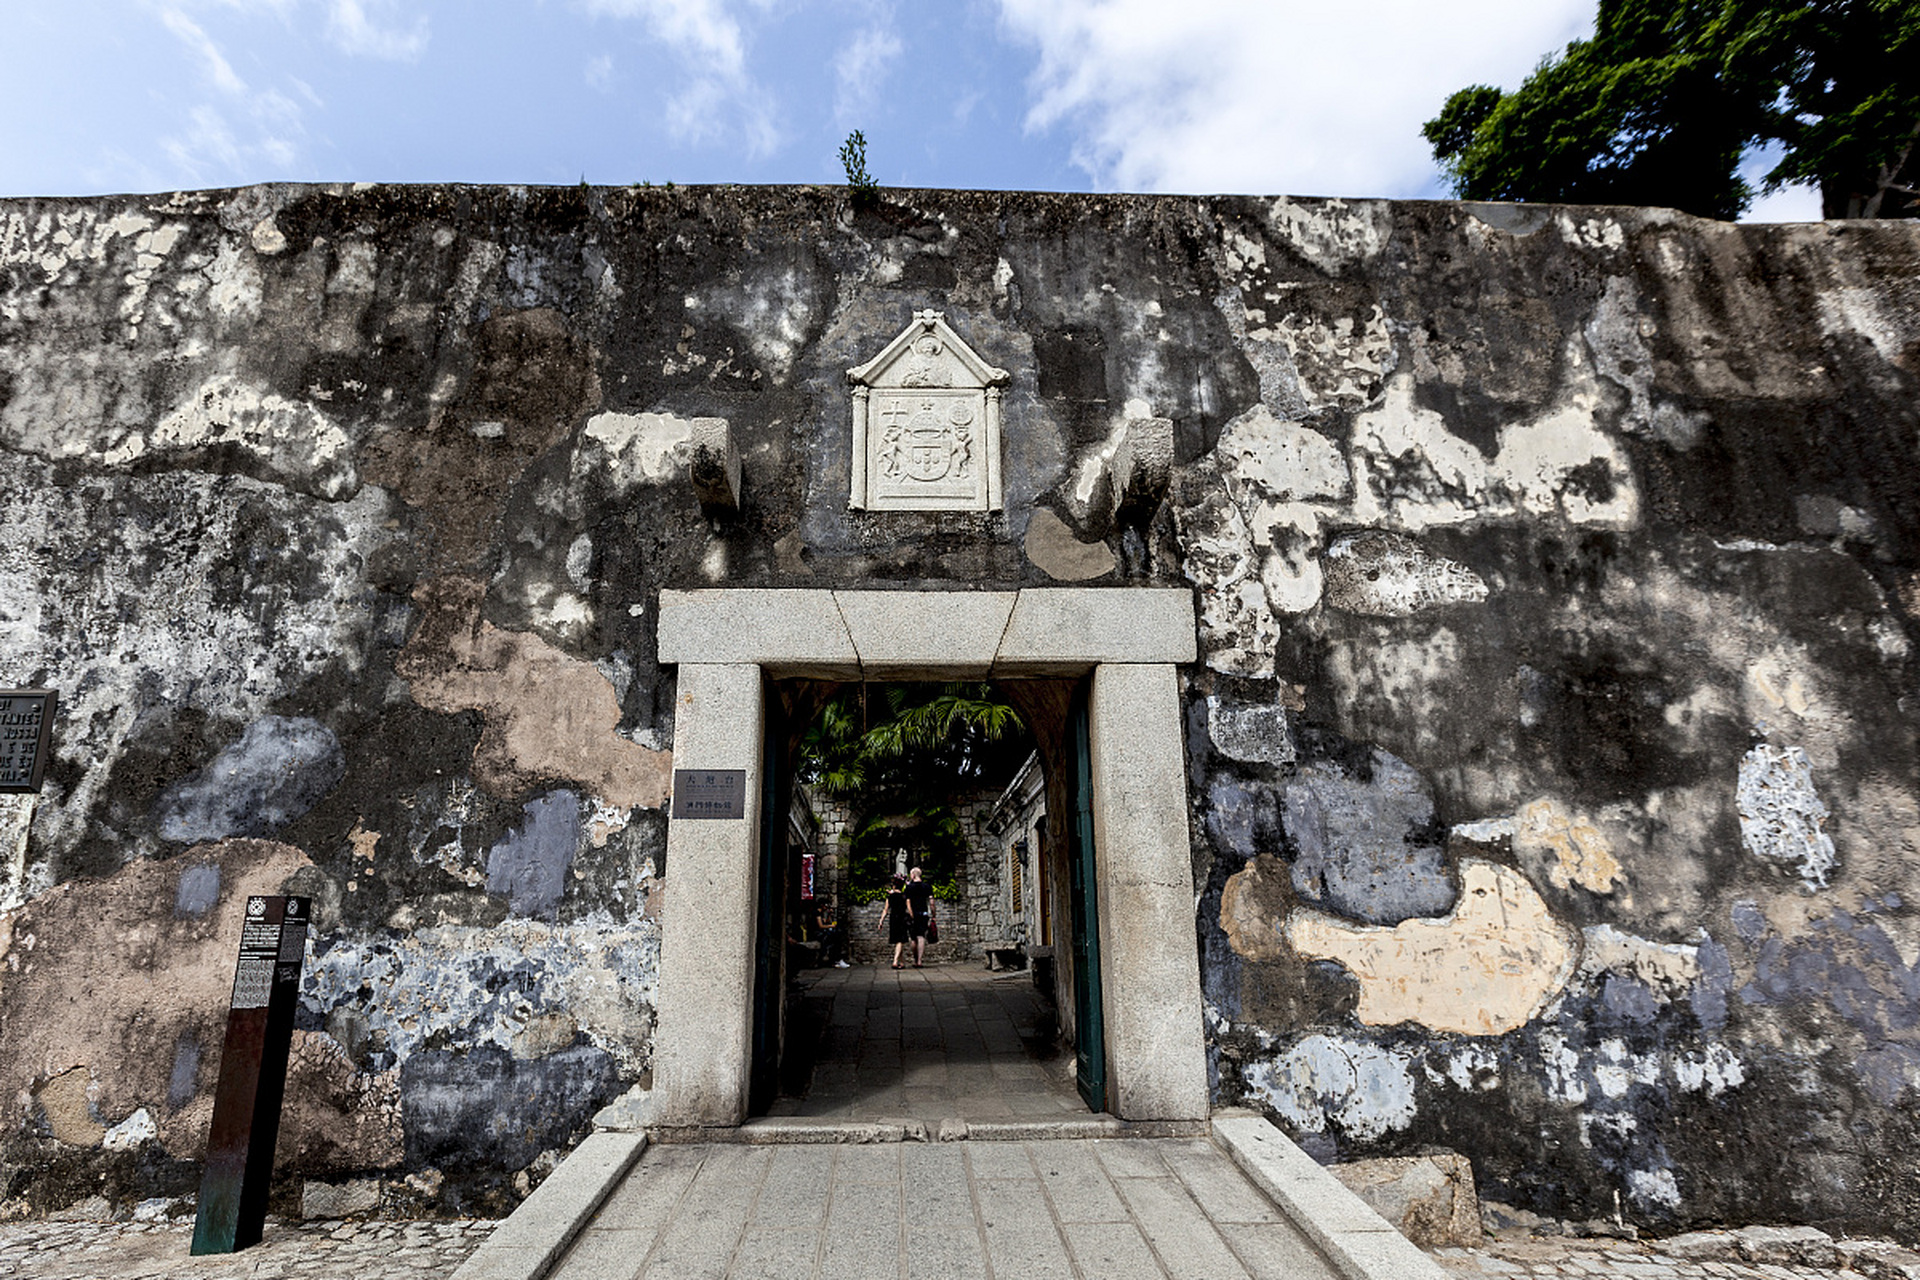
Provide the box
[840,130,879,210]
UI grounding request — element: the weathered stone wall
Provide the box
[0,184,1915,1235]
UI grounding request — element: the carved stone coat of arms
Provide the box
[847,311,1009,511]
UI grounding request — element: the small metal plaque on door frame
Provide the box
[672,769,748,819]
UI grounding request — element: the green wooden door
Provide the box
[1067,685,1106,1112]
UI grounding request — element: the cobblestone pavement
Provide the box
[0,1217,490,1280]
[3,1212,1914,1280]
[1432,1233,1918,1279]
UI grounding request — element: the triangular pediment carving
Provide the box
[847,311,1009,512]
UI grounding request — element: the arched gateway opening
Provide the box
[648,589,1208,1129]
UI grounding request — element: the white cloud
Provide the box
[156,6,250,95]
[586,53,616,91]
[325,0,429,61]
[582,0,748,74]
[578,0,781,158]
[995,0,1592,197]
[147,3,313,186]
[833,27,903,125]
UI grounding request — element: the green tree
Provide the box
[1424,0,1920,219]
[796,682,1029,896]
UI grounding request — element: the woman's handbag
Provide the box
[926,906,939,945]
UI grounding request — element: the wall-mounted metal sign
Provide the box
[192,895,310,1255]
[673,769,747,819]
[0,689,55,794]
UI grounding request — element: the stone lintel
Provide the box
[656,588,1196,679]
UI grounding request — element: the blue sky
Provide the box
[0,0,1821,219]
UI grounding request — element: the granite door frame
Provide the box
[648,588,1210,1128]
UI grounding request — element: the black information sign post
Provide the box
[190,895,310,1255]
[0,689,56,794]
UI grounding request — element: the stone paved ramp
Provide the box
[548,1137,1338,1280]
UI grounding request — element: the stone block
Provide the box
[1090,664,1209,1123]
[1111,415,1174,519]
[656,590,859,676]
[454,1132,648,1280]
[1213,1115,1451,1280]
[994,588,1196,673]
[301,1177,382,1219]
[1025,508,1116,582]
[833,590,1016,678]
[1838,1241,1920,1280]
[1731,1224,1839,1267]
[1328,1154,1480,1249]
[686,417,739,511]
[1659,1230,1738,1260]
[651,665,763,1126]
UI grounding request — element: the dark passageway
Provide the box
[771,965,1085,1123]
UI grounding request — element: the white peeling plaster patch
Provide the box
[302,915,659,1076]
[251,217,287,255]
[1593,1037,1662,1099]
[1538,1030,1589,1103]
[1180,479,1279,678]
[1555,212,1627,252]
[1244,1034,1417,1143]
[1425,1045,1502,1092]
[1202,405,1349,618]
[565,535,594,591]
[1,208,153,287]
[1348,370,1639,532]
[1579,924,1701,994]
[101,1108,156,1151]
[204,241,263,318]
[1259,307,1394,412]
[1628,1168,1682,1210]
[1264,198,1393,274]
[575,412,693,494]
[585,799,632,849]
[1320,531,1487,617]
[1672,1044,1745,1098]
[1451,816,1516,844]
[1498,399,1640,525]
[1285,860,1578,1037]
[1737,744,1837,890]
[110,375,357,498]
[0,795,38,914]
[1217,405,1349,507]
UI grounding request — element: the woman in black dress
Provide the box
[876,874,910,969]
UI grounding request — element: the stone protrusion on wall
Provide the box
[1109,414,1174,523]
[686,416,740,512]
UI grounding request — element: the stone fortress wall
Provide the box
[0,183,1915,1234]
